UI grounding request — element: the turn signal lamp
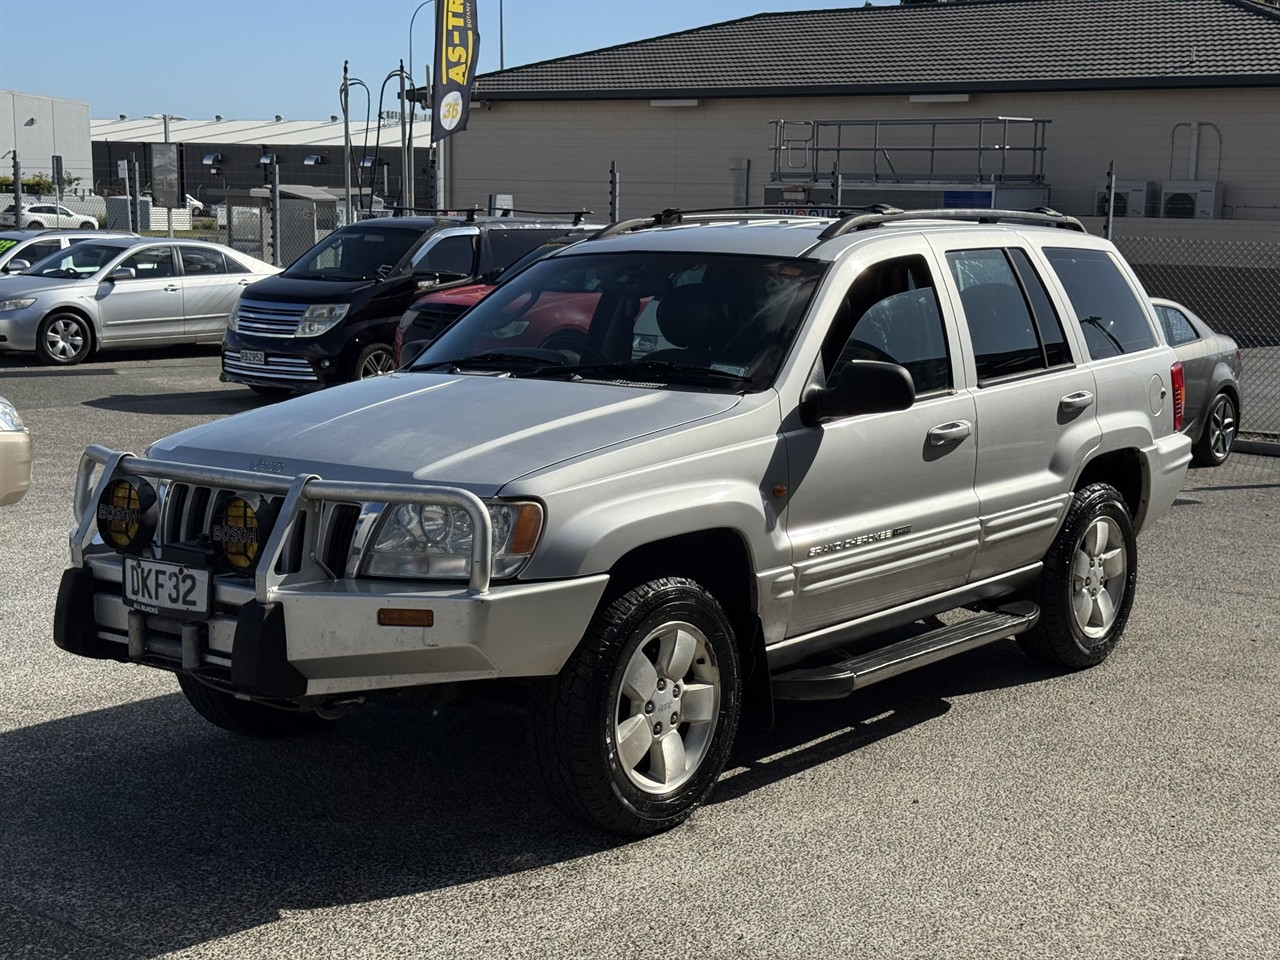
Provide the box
[211,495,275,572]
[96,477,158,553]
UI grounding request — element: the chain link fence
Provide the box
[1111,232,1280,441]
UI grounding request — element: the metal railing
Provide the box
[770,117,1052,186]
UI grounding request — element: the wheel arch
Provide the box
[40,304,99,351]
[1074,448,1143,525]
[605,528,773,729]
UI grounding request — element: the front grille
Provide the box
[160,483,362,579]
[223,351,318,382]
[236,299,308,337]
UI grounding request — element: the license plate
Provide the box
[123,557,213,620]
[241,349,265,365]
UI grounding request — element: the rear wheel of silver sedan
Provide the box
[1192,391,1237,466]
[36,311,94,365]
[534,577,742,836]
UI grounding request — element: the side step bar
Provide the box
[771,602,1040,701]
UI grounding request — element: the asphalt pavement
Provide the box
[1,347,1277,960]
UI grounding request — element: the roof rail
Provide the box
[591,204,905,240]
[817,207,1086,241]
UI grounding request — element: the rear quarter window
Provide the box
[1043,247,1157,360]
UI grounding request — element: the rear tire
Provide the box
[1020,483,1137,669]
[1192,391,1237,466]
[177,674,325,737]
[534,577,742,836]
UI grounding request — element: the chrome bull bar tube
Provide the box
[71,445,494,596]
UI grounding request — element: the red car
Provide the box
[394,235,593,364]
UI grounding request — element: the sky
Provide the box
[0,0,895,121]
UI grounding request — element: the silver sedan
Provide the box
[1152,297,1243,466]
[0,237,279,365]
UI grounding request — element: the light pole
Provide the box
[4,117,36,225]
[340,63,369,225]
[407,0,432,213]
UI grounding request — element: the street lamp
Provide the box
[4,118,37,225]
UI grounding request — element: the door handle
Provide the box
[238,279,253,286]
[927,420,972,446]
[1059,391,1094,413]
[163,284,180,292]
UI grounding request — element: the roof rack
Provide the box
[591,204,904,240]
[817,207,1086,241]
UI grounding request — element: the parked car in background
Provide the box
[0,237,279,365]
[221,215,600,394]
[0,396,32,506]
[1152,297,1242,465]
[0,203,98,230]
[394,234,593,364]
[0,229,136,276]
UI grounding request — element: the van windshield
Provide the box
[283,225,425,281]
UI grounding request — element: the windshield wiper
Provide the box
[546,359,752,387]
[414,352,568,373]
[1080,315,1125,355]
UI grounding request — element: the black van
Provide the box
[221,215,595,393]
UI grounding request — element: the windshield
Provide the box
[22,242,124,280]
[409,250,825,393]
[283,224,425,281]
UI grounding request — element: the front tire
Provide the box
[177,674,324,737]
[352,342,396,381]
[1192,391,1237,466]
[534,577,742,836]
[36,311,93,365]
[1020,483,1137,669]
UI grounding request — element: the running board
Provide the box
[771,602,1039,701]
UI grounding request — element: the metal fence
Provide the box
[1111,231,1280,441]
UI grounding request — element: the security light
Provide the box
[259,153,278,166]
[304,155,326,165]
[203,153,223,165]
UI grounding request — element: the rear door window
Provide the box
[1043,247,1157,359]
[1154,304,1200,346]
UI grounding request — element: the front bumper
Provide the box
[0,305,42,353]
[54,446,608,700]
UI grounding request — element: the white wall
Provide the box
[1,90,95,189]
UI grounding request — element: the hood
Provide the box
[243,273,380,302]
[0,273,90,297]
[149,373,741,495]
[410,282,491,310]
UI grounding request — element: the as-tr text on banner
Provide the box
[432,0,481,142]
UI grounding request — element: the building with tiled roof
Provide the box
[441,0,1279,232]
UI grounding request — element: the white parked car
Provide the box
[0,203,98,230]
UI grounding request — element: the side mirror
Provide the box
[799,360,916,427]
[5,259,31,274]
[109,266,137,282]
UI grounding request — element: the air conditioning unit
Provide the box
[1095,180,1158,218]
[1161,180,1223,219]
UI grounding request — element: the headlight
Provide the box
[363,499,543,580]
[96,477,158,554]
[211,494,276,571]
[0,298,36,312]
[227,304,240,331]
[296,304,350,337]
[0,399,23,431]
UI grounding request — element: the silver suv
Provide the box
[54,208,1192,835]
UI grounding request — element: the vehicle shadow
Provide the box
[0,641,1054,958]
[81,389,270,417]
